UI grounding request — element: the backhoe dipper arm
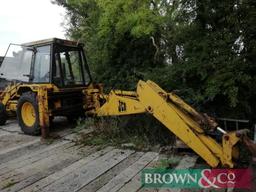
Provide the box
[85,80,248,168]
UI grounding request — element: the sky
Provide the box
[0,0,66,56]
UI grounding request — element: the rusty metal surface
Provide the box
[243,136,256,158]
[38,87,50,138]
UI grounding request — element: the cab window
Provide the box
[32,46,50,83]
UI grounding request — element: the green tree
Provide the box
[54,0,256,122]
[54,0,168,90]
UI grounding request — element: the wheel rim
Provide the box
[21,102,36,127]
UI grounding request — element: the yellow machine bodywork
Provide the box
[0,83,88,137]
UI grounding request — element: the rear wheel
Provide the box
[17,92,40,135]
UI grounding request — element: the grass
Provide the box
[44,138,55,144]
[83,134,151,151]
[75,114,175,151]
[72,117,92,133]
[156,156,182,168]
[2,180,18,189]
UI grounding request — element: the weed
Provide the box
[156,156,182,168]
[76,114,175,150]
[2,180,18,189]
[41,137,55,145]
[73,117,92,133]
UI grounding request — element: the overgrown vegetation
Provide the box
[76,115,175,150]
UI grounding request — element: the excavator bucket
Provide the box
[235,129,256,157]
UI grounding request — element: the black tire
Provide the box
[0,103,7,125]
[17,92,40,135]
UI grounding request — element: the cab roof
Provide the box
[22,38,84,47]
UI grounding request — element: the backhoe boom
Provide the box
[85,80,252,168]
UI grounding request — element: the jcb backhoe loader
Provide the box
[0,38,255,168]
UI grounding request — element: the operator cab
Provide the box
[0,38,92,88]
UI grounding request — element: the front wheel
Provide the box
[17,92,40,135]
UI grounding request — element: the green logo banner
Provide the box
[141,168,252,189]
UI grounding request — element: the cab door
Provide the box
[32,46,51,83]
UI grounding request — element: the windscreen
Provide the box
[0,44,33,82]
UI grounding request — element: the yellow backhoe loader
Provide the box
[0,38,255,168]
